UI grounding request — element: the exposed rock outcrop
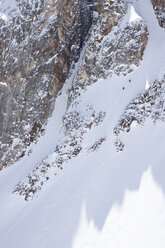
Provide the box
[69,1,148,101]
[114,75,165,151]
[13,107,106,200]
[152,0,165,28]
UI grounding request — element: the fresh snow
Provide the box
[0,81,7,87]
[129,4,141,23]
[0,12,7,20]
[0,0,165,247]
[145,76,150,90]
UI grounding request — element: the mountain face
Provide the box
[0,0,92,168]
[0,0,148,169]
[12,0,150,201]
[1,0,165,248]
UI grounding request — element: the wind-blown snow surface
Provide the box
[1,0,165,247]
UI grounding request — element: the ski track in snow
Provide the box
[0,0,165,247]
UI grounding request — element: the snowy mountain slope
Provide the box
[12,0,149,201]
[0,0,165,248]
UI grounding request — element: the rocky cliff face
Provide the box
[0,0,164,175]
[0,0,92,169]
[69,1,148,101]
[152,0,165,28]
